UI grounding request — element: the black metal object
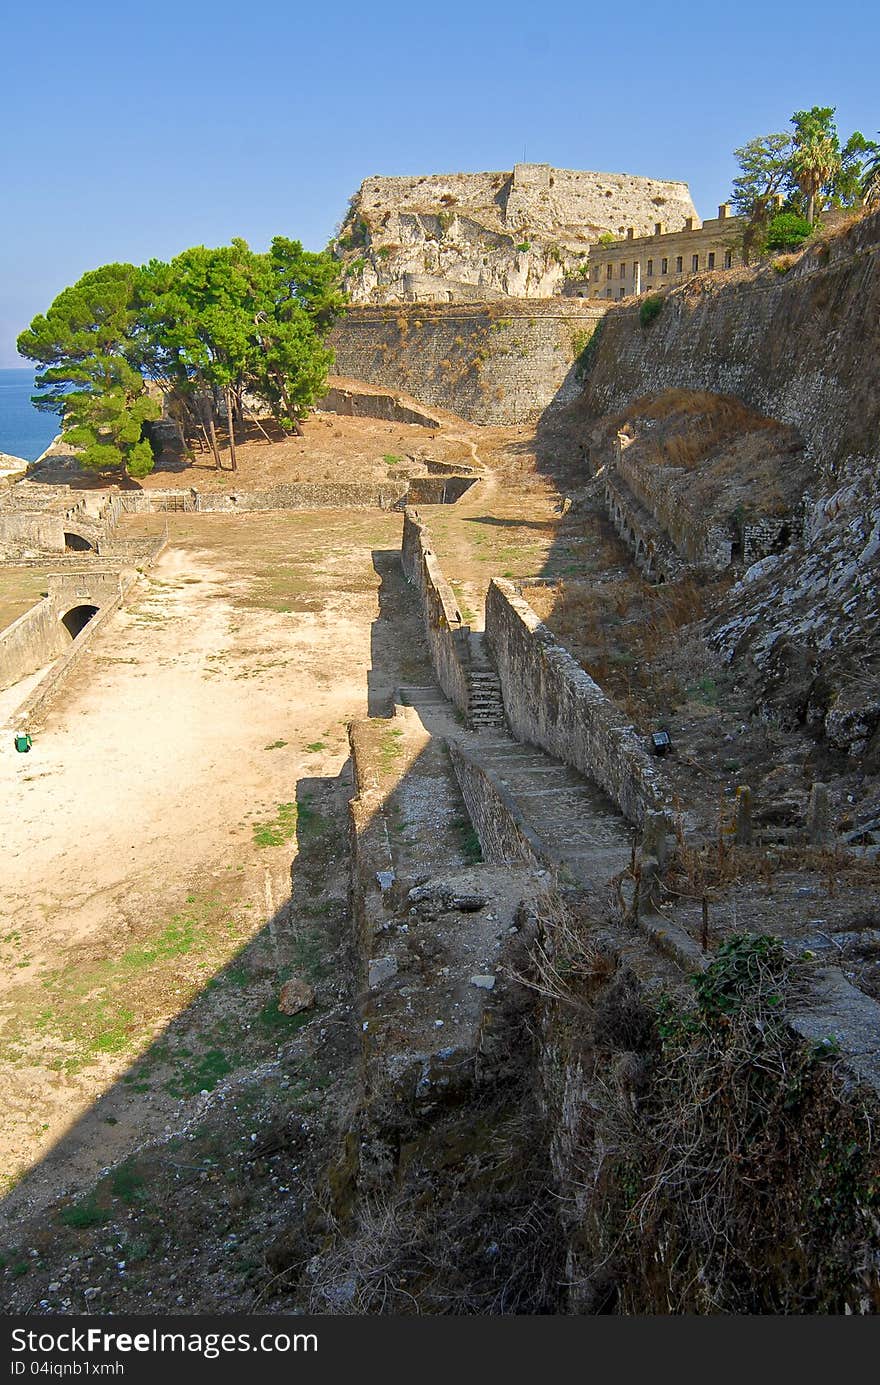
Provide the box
[650,730,671,756]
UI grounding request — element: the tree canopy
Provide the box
[730,107,879,258]
[17,264,159,477]
[18,238,346,477]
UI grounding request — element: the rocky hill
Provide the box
[335,163,697,303]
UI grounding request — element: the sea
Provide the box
[0,368,61,462]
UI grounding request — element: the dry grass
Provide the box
[524,574,710,725]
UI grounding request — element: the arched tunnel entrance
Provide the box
[64,532,95,552]
[62,605,99,639]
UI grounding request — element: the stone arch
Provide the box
[63,531,95,552]
[61,604,99,639]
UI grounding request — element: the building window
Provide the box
[619,262,626,279]
[605,288,612,298]
[619,288,626,299]
[661,257,668,275]
[606,264,612,280]
[724,250,733,269]
[708,251,716,269]
[647,258,653,276]
[676,256,683,273]
[692,254,699,272]
[593,265,600,280]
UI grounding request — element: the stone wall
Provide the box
[484,578,674,830]
[329,300,607,425]
[447,740,542,868]
[0,570,125,706]
[0,483,121,559]
[0,512,64,558]
[119,477,475,515]
[10,594,123,731]
[612,439,733,569]
[604,469,686,583]
[579,209,880,476]
[355,166,695,240]
[401,508,471,715]
[317,384,442,428]
[0,599,68,692]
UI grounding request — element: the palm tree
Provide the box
[862,137,880,205]
[790,107,842,224]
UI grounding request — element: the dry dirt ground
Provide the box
[0,507,414,1231]
[28,404,477,493]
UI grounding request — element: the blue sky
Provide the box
[2,0,877,365]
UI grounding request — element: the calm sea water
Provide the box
[0,368,61,462]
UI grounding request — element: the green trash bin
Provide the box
[14,733,32,753]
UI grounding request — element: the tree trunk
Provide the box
[225,387,237,471]
[243,403,274,444]
[207,414,223,470]
[272,367,301,435]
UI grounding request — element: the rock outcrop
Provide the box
[335,163,697,304]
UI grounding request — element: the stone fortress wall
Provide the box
[357,164,698,241]
[580,208,880,476]
[0,570,125,697]
[341,163,698,305]
[329,299,607,425]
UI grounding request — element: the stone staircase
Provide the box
[466,736,633,886]
[397,683,633,889]
[466,631,506,731]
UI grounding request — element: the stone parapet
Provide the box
[484,578,674,832]
[401,509,471,715]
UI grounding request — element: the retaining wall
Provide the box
[11,593,123,730]
[0,600,68,692]
[484,578,673,829]
[329,301,607,425]
[1,547,164,727]
[401,509,471,714]
[317,384,442,428]
[579,210,880,475]
[118,476,475,515]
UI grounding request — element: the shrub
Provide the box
[597,231,616,246]
[515,242,530,253]
[573,319,604,379]
[639,294,664,327]
[763,212,813,253]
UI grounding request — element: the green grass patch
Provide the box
[453,816,483,865]
[164,1048,233,1099]
[254,1001,312,1038]
[687,675,719,706]
[59,1197,112,1230]
[264,739,288,750]
[252,802,298,848]
[111,1161,148,1206]
[0,891,243,1075]
[377,727,404,776]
